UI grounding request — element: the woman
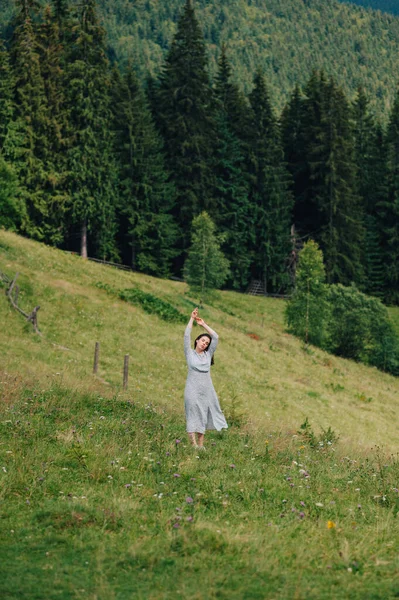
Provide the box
[184,308,228,449]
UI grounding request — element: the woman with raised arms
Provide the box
[183,308,228,449]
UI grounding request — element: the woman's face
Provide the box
[196,336,210,353]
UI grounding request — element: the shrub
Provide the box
[119,288,186,323]
[326,284,399,373]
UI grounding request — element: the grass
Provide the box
[1,381,399,599]
[1,230,399,598]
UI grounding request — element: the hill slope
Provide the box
[1,230,399,451]
[2,0,399,115]
[2,231,399,598]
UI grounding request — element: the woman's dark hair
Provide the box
[194,333,215,365]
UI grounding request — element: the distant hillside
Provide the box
[3,0,399,115]
[342,0,399,15]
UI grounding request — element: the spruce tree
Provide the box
[301,73,364,285]
[383,91,399,304]
[352,88,386,297]
[247,71,293,293]
[281,84,309,231]
[0,41,14,155]
[0,157,23,229]
[64,0,118,260]
[214,48,252,290]
[36,4,70,245]
[155,0,216,258]
[10,0,50,240]
[112,64,177,276]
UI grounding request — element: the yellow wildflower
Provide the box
[327,520,336,529]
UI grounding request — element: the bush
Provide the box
[326,284,399,373]
[119,288,186,323]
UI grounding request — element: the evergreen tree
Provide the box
[301,73,364,285]
[214,47,252,290]
[0,157,24,229]
[281,84,309,232]
[383,90,399,304]
[247,71,293,293]
[214,44,250,142]
[112,64,178,276]
[64,0,118,260]
[184,211,229,303]
[0,41,14,155]
[155,0,216,258]
[36,3,70,245]
[10,0,50,240]
[352,88,386,296]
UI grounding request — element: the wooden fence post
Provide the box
[123,354,129,389]
[93,342,100,374]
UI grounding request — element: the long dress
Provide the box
[184,324,228,434]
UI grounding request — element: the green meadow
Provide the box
[1,229,399,599]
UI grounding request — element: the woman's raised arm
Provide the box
[196,318,218,354]
[184,308,198,356]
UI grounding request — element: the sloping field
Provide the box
[1,231,399,599]
[0,229,398,451]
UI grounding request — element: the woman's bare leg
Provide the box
[197,433,205,447]
[188,432,197,446]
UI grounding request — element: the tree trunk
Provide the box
[81,220,88,259]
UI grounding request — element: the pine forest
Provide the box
[1,0,399,305]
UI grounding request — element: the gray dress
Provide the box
[184,324,228,434]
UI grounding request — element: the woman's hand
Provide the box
[191,308,199,320]
[195,317,205,327]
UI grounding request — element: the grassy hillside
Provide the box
[2,0,399,115]
[1,229,399,451]
[1,230,399,598]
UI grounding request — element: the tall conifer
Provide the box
[247,71,293,293]
[0,41,14,154]
[65,0,118,260]
[10,0,50,240]
[112,64,177,276]
[383,91,399,303]
[214,47,252,289]
[301,73,364,285]
[155,0,216,259]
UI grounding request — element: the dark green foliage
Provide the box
[295,73,364,285]
[9,0,50,240]
[247,72,293,293]
[184,211,229,303]
[326,284,399,373]
[287,242,399,375]
[155,0,216,250]
[36,3,69,245]
[119,288,186,323]
[0,157,23,229]
[0,41,14,154]
[285,240,329,347]
[364,215,385,298]
[64,0,118,260]
[213,48,252,290]
[111,64,177,277]
[382,90,399,305]
[4,0,399,119]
